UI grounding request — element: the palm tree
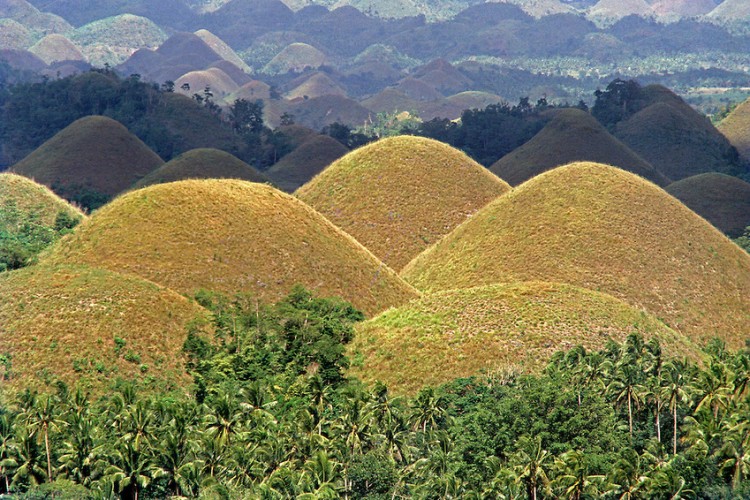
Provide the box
[409,387,449,433]
[661,361,692,455]
[605,448,648,500]
[606,362,646,440]
[715,415,750,490]
[693,361,733,423]
[11,424,47,489]
[23,394,65,482]
[57,411,99,487]
[552,450,603,499]
[298,450,340,498]
[105,439,164,500]
[204,392,245,447]
[0,412,17,493]
[646,463,693,499]
[510,436,552,500]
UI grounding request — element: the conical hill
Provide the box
[44,179,417,316]
[11,116,164,208]
[490,108,669,186]
[0,263,210,394]
[132,148,270,189]
[266,135,348,193]
[666,173,750,238]
[615,101,745,181]
[0,172,84,227]
[402,162,750,348]
[718,97,750,162]
[296,136,511,271]
[350,282,700,395]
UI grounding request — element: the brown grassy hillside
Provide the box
[175,68,239,102]
[263,42,328,75]
[296,136,510,271]
[666,173,750,238]
[44,179,417,316]
[132,148,270,189]
[11,116,164,205]
[0,263,210,394]
[490,108,669,186]
[194,29,251,73]
[266,135,348,192]
[615,101,744,181]
[718,98,750,161]
[349,282,700,395]
[402,162,750,348]
[362,89,420,115]
[0,173,84,226]
[28,34,84,64]
[289,94,371,130]
[286,72,346,101]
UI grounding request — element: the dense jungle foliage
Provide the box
[1,287,750,499]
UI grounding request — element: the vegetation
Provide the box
[718,96,750,165]
[265,135,348,193]
[402,162,750,348]
[2,287,750,498]
[44,179,418,316]
[350,281,700,395]
[735,226,750,254]
[297,135,510,271]
[0,173,83,272]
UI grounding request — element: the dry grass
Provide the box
[286,72,346,101]
[266,135,348,192]
[28,34,84,64]
[11,115,164,200]
[263,42,327,75]
[490,108,669,186]
[349,281,701,396]
[288,94,372,130]
[175,68,240,103]
[0,173,84,226]
[666,173,750,238]
[132,148,270,189]
[44,179,417,316]
[402,161,750,348]
[362,89,420,115]
[718,97,750,161]
[0,263,211,394]
[296,135,510,271]
[194,29,251,73]
[615,101,741,181]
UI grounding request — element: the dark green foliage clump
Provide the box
[736,226,750,253]
[0,202,81,272]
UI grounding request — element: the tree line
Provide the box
[1,287,750,498]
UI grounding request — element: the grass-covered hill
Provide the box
[131,148,270,189]
[296,136,510,271]
[361,89,420,115]
[0,263,210,393]
[587,0,653,25]
[45,179,418,316]
[28,33,84,64]
[0,173,84,270]
[285,72,346,101]
[265,134,348,192]
[288,94,371,130]
[489,108,669,186]
[717,97,750,162]
[175,67,239,102]
[263,42,328,75]
[68,14,168,67]
[614,101,746,181]
[402,162,750,348]
[666,172,750,238]
[10,115,164,209]
[194,29,251,73]
[0,19,34,51]
[349,281,699,395]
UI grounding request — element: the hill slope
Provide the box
[265,135,348,192]
[0,263,210,393]
[11,116,164,208]
[0,172,83,227]
[666,173,750,238]
[297,136,510,271]
[350,282,699,395]
[402,162,750,348]
[132,148,270,189]
[44,179,417,316]
[717,97,750,162]
[490,108,669,186]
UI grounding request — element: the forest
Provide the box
[1,287,750,499]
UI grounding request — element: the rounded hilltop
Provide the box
[490,108,669,186]
[0,172,84,226]
[0,263,211,394]
[349,282,700,395]
[11,115,163,208]
[296,135,510,271]
[132,148,270,189]
[266,135,349,193]
[403,161,750,348]
[44,179,417,316]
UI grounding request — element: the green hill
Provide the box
[402,162,750,348]
[490,108,669,186]
[265,135,348,192]
[132,148,270,189]
[666,173,750,238]
[11,115,164,209]
[44,179,417,316]
[0,19,34,51]
[0,263,210,394]
[262,42,328,75]
[349,282,700,395]
[296,135,511,271]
